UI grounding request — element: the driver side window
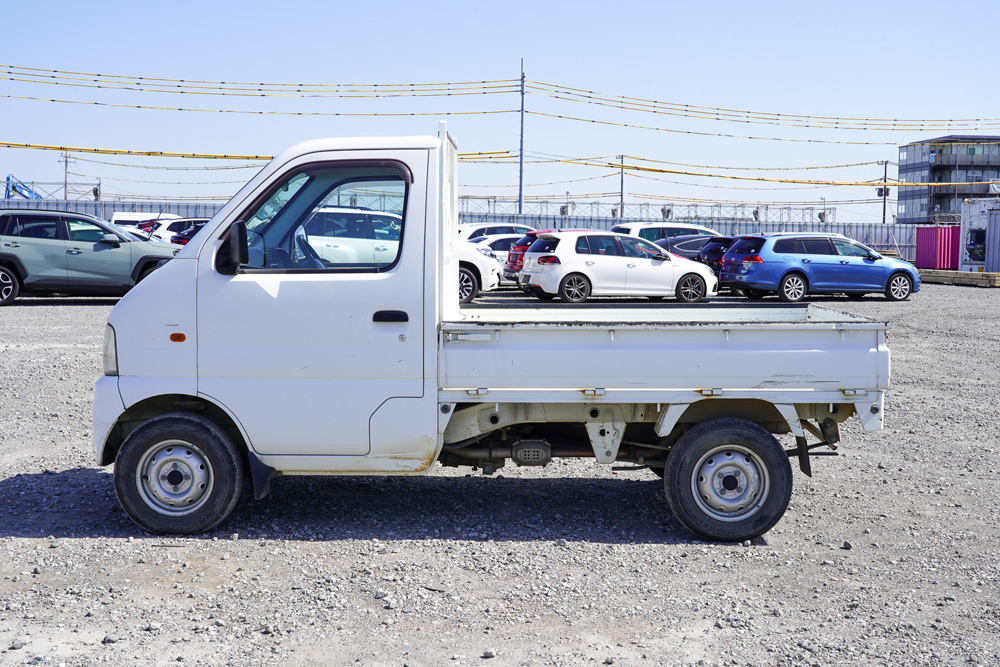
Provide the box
[240,162,409,272]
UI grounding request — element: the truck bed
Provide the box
[440,304,888,400]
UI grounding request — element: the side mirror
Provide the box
[654,253,670,261]
[100,234,121,247]
[868,252,881,260]
[229,221,248,267]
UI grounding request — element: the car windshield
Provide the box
[729,238,765,254]
[528,238,559,253]
[703,238,733,251]
[514,234,534,246]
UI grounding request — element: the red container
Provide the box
[915,226,960,269]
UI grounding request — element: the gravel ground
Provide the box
[1,284,999,666]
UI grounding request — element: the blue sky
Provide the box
[2,0,997,222]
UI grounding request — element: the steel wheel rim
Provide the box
[679,276,703,301]
[458,272,474,300]
[565,276,589,301]
[0,271,12,300]
[783,276,805,300]
[135,440,214,516]
[890,275,910,299]
[691,444,769,522]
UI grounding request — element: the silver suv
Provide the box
[0,210,177,306]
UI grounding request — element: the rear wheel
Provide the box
[558,273,592,303]
[459,267,479,303]
[885,272,912,301]
[664,418,792,542]
[114,413,245,535]
[0,266,20,306]
[676,273,707,303]
[778,273,807,302]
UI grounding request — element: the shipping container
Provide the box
[959,198,1000,272]
[915,225,960,269]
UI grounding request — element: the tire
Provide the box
[0,265,20,306]
[137,265,156,284]
[675,273,707,303]
[884,272,912,301]
[558,273,591,303]
[664,418,792,542]
[459,267,479,304]
[114,412,245,535]
[778,273,807,302]
[742,288,767,301]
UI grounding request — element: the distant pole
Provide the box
[619,155,625,218]
[63,152,69,200]
[881,160,888,225]
[517,59,525,215]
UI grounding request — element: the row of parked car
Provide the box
[459,220,921,304]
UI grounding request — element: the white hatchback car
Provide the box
[471,233,523,284]
[457,221,535,241]
[458,239,501,303]
[520,230,718,303]
[144,218,210,243]
[610,221,720,242]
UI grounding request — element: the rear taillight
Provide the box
[742,255,763,264]
[175,238,188,245]
[537,255,561,265]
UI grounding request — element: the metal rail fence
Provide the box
[0,199,916,261]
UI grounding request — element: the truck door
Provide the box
[196,155,427,458]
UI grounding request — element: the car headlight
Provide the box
[477,247,497,259]
[103,324,119,376]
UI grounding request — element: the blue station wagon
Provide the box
[720,233,920,302]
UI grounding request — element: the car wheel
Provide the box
[885,273,912,301]
[558,273,591,303]
[114,412,245,534]
[664,418,792,542]
[778,273,807,302]
[0,265,21,306]
[459,267,479,304]
[137,265,157,283]
[676,273,707,303]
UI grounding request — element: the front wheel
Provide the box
[676,273,707,303]
[459,267,479,304]
[558,273,592,303]
[114,413,245,534]
[0,265,20,306]
[778,273,807,302]
[664,418,792,542]
[885,273,913,301]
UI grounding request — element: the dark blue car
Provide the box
[720,233,920,302]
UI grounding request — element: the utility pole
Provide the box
[881,160,888,225]
[63,152,69,200]
[517,59,525,215]
[619,155,625,219]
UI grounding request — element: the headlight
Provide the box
[103,324,119,376]
[477,247,496,259]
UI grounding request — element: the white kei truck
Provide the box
[93,124,889,542]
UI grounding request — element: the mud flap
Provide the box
[247,451,278,500]
[795,436,812,477]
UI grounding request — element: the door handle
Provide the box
[626,263,637,268]
[373,310,408,323]
[67,248,84,255]
[802,259,812,263]
[4,242,20,248]
[585,261,596,266]
[840,260,850,264]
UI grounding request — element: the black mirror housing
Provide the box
[230,221,249,268]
